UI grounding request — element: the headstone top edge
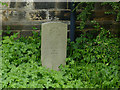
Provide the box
[42,22,67,25]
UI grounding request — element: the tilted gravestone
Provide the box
[41,22,67,71]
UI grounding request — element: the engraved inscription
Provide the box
[50,48,59,55]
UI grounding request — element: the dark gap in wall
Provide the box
[29,11,46,20]
[34,2,55,9]
[10,2,16,8]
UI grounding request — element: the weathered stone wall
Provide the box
[1,2,120,38]
[2,2,70,37]
[75,2,120,38]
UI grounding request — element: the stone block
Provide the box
[34,2,55,9]
[49,10,70,20]
[16,2,27,8]
[2,25,23,30]
[2,10,26,21]
[55,2,70,9]
[41,22,67,71]
[10,2,16,8]
[29,11,46,20]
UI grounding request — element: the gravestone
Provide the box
[41,22,67,71]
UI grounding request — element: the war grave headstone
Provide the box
[41,22,67,71]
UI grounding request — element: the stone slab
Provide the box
[41,22,67,71]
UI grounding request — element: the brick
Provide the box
[111,22,120,30]
[34,2,55,9]
[10,2,16,8]
[2,10,26,21]
[2,25,23,30]
[16,2,27,8]
[22,25,41,30]
[2,10,12,21]
[104,4,113,10]
[94,10,105,17]
[94,10,116,19]
[49,10,70,20]
[55,2,70,9]
[29,11,46,20]
[94,3,103,10]
[110,23,120,37]
[12,10,26,20]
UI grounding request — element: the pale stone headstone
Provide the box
[41,22,67,71]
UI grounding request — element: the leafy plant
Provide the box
[0,2,8,6]
[2,24,120,88]
[74,2,120,31]
[74,2,94,30]
[32,27,38,30]
[101,2,120,21]
[6,26,12,35]
[1,1,120,88]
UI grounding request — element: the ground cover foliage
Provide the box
[2,21,120,88]
[1,2,120,88]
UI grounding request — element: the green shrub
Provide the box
[2,25,120,88]
[1,2,120,88]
